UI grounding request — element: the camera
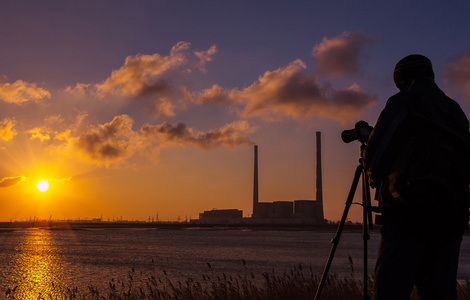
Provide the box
[341,121,373,144]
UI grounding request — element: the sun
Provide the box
[36,180,49,192]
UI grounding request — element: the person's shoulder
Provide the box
[385,91,410,109]
[385,92,403,105]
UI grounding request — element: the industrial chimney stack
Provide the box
[316,132,324,221]
[252,145,259,217]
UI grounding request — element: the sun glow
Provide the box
[36,180,49,192]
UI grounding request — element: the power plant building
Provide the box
[249,131,325,224]
[196,131,326,225]
[198,209,243,225]
[294,200,317,218]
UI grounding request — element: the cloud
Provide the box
[141,120,255,150]
[0,118,17,141]
[152,97,177,117]
[444,51,470,100]
[95,42,190,98]
[312,31,373,77]
[50,177,72,183]
[47,115,137,166]
[229,60,377,124]
[184,84,231,105]
[68,42,219,118]
[0,79,51,104]
[0,176,25,187]
[194,45,217,72]
[26,115,65,141]
[27,127,51,141]
[45,112,254,166]
[140,95,181,118]
[65,83,93,96]
[73,115,137,165]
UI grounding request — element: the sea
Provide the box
[0,227,469,298]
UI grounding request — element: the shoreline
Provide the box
[0,220,365,232]
[2,221,468,235]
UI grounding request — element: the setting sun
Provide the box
[36,180,49,192]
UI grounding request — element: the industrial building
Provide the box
[249,132,325,224]
[197,132,326,225]
[198,209,243,224]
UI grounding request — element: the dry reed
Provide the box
[5,264,470,299]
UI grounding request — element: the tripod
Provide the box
[315,143,375,300]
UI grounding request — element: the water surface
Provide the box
[1,228,469,297]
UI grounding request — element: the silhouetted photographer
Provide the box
[363,54,470,299]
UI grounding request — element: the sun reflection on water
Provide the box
[9,229,64,299]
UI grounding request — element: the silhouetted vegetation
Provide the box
[5,263,470,299]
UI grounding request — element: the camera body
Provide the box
[341,121,373,144]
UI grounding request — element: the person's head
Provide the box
[393,54,434,91]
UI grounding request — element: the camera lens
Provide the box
[341,129,357,143]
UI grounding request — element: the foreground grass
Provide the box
[5,265,470,299]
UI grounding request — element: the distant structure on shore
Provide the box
[198,132,326,225]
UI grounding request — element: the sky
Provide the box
[1,1,470,223]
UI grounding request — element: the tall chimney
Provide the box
[316,132,324,221]
[253,145,259,216]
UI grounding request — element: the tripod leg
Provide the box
[362,169,371,299]
[363,170,374,230]
[314,164,363,300]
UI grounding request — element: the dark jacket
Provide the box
[364,79,470,232]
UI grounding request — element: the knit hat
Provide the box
[393,54,434,88]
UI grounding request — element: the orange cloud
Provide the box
[95,41,190,98]
[0,176,25,187]
[152,97,176,117]
[69,42,218,118]
[26,115,65,141]
[194,45,217,72]
[444,51,470,100]
[42,112,254,166]
[49,176,72,183]
[0,118,17,141]
[0,79,51,104]
[47,115,138,166]
[230,60,377,124]
[65,83,93,96]
[312,31,373,77]
[184,84,230,105]
[27,127,50,141]
[74,115,137,165]
[141,120,255,150]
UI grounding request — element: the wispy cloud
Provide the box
[26,115,65,142]
[29,112,255,166]
[312,31,373,78]
[141,120,255,150]
[13,37,378,168]
[64,83,93,97]
[194,45,217,73]
[0,79,51,104]
[0,176,25,187]
[95,42,190,98]
[66,42,217,117]
[27,127,51,141]
[184,85,231,105]
[63,39,377,126]
[195,60,377,124]
[444,51,470,100]
[0,118,17,141]
[48,176,72,183]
